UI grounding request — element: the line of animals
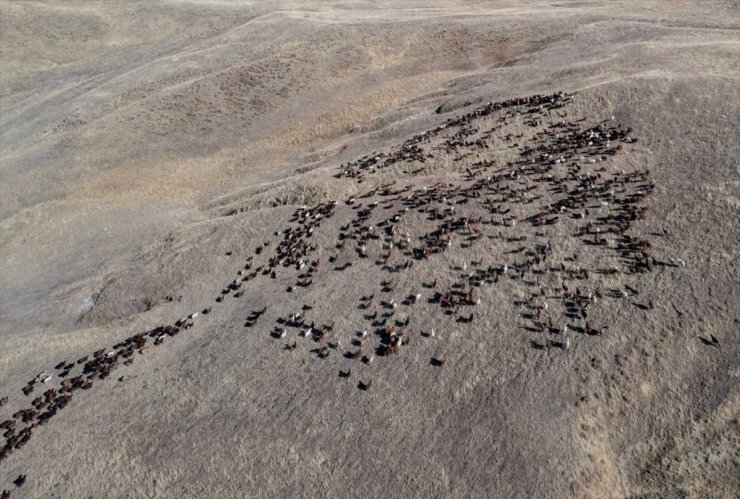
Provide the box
[1,91,691,495]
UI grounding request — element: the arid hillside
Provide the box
[0,1,738,497]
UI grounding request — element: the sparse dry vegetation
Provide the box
[0,1,738,497]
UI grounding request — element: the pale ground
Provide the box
[0,1,739,497]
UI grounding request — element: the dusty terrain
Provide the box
[1,1,739,497]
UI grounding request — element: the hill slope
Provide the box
[1,1,738,497]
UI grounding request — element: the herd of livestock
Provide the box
[2,91,678,495]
